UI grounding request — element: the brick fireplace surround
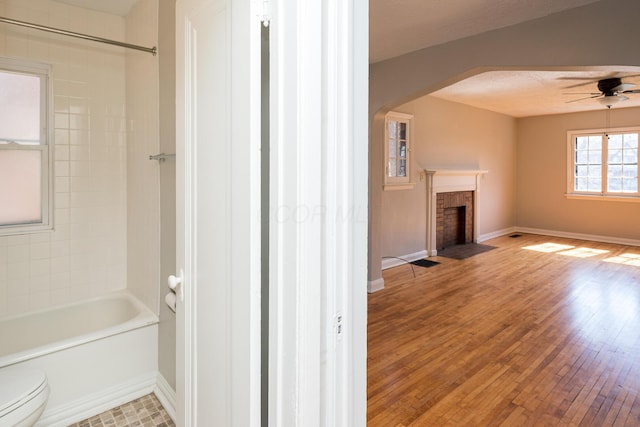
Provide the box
[437,191,474,250]
[425,169,488,256]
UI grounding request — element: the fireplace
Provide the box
[425,169,488,256]
[437,191,474,250]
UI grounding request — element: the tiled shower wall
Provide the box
[0,0,157,317]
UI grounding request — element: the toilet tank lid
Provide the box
[0,367,47,415]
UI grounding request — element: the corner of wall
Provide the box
[368,278,385,293]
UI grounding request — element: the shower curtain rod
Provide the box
[0,16,157,56]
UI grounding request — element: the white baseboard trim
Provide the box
[368,277,384,293]
[515,227,640,247]
[37,372,157,427]
[382,249,429,270]
[154,372,177,423]
[478,227,518,242]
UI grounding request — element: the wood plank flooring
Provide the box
[368,234,640,426]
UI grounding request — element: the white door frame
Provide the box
[175,0,262,425]
[268,0,369,425]
[175,0,368,424]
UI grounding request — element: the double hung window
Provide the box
[568,129,639,199]
[384,112,414,190]
[0,58,52,234]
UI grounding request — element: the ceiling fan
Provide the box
[565,77,640,106]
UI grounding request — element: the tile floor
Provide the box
[68,393,175,427]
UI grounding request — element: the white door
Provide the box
[175,0,262,425]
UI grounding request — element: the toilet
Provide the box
[0,367,49,427]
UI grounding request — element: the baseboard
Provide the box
[37,372,157,427]
[382,249,429,270]
[368,277,384,293]
[478,227,518,242]
[154,372,177,423]
[515,227,640,247]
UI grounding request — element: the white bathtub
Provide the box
[0,291,159,426]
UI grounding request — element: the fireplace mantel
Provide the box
[425,169,488,256]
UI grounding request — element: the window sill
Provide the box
[384,182,416,191]
[565,193,640,203]
[0,223,53,236]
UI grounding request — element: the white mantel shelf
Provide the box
[425,169,489,176]
[424,169,488,257]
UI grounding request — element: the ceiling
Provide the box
[369,0,602,64]
[430,69,640,118]
[370,0,640,117]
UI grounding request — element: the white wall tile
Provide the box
[7,245,29,263]
[30,259,50,276]
[30,242,50,260]
[6,295,28,316]
[50,255,69,274]
[0,0,129,316]
[7,261,29,280]
[29,274,50,293]
[28,292,50,311]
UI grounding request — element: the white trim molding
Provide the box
[368,278,385,293]
[382,250,429,270]
[154,373,177,423]
[565,193,640,203]
[425,169,488,256]
[37,373,156,427]
[269,0,369,424]
[478,227,518,242]
[515,227,640,247]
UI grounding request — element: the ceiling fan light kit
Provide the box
[566,76,640,108]
[598,94,628,106]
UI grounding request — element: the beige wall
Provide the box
[381,96,517,259]
[157,0,176,390]
[517,107,640,241]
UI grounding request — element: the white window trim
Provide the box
[384,111,416,191]
[566,126,639,202]
[0,57,53,235]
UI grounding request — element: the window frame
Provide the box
[566,126,640,203]
[384,111,415,191]
[0,57,53,235]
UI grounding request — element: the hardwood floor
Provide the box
[368,234,640,426]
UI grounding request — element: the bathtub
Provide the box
[0,291,159,426]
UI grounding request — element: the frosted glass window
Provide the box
[0,72,40,145]
[0,58,51,233]
[0,150,42,224]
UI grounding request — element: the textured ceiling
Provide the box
[430,69,640,118]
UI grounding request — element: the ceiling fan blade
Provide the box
[614,83,636,92]
[560,72,640,89]
[562,92,601,95]
[563,80,601,89]
[621,89,640,94]
[565,94,602,103]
